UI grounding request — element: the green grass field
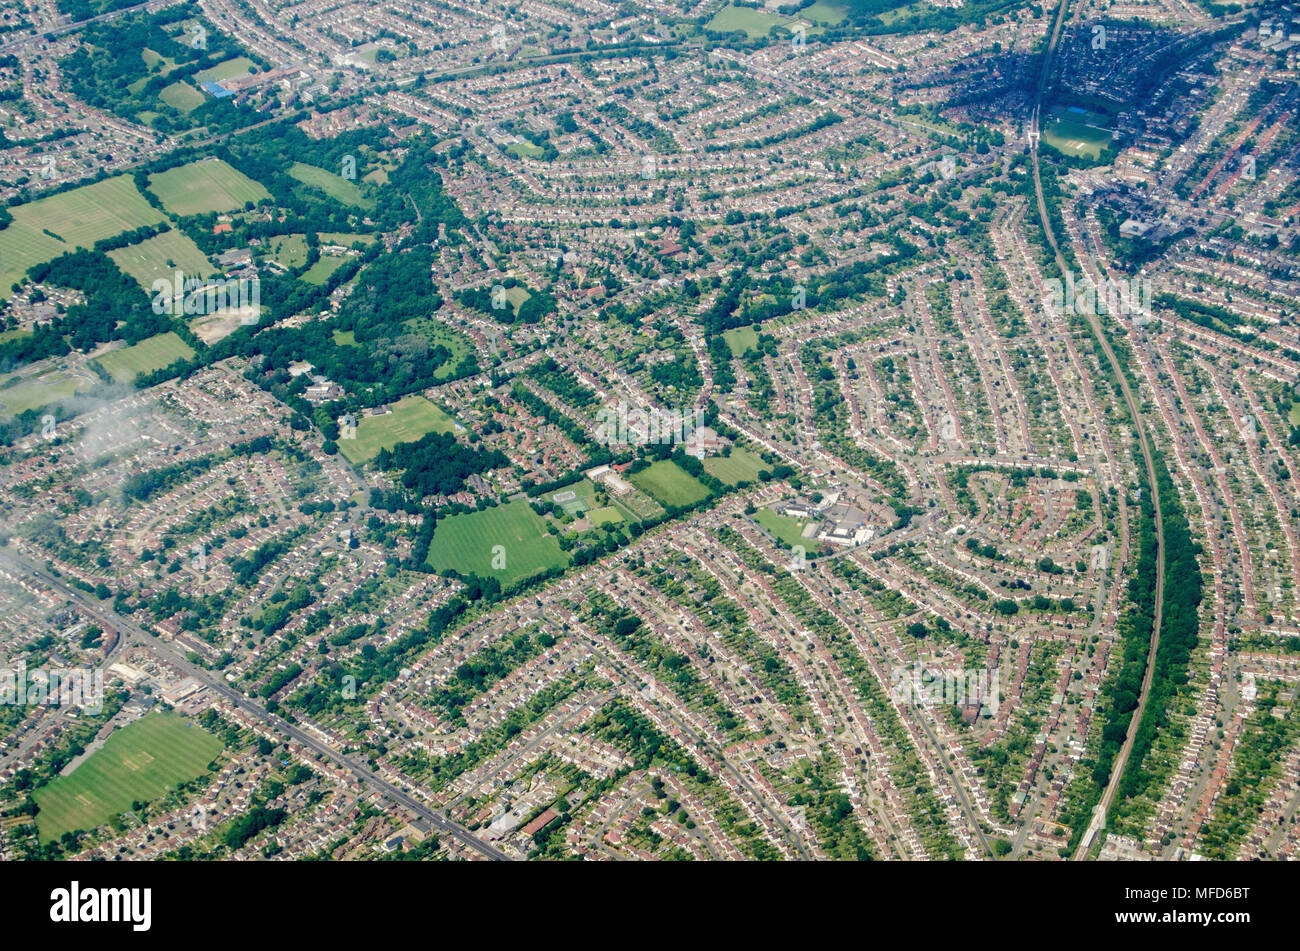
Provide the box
[630,460,711,508]
[707,4,788,36]
[427,500,569,588]
[0,176,166,300]
[302,255,349,285]
[158,80,206,113]
[754,507,817,548]
[338,395,456,463]
[108,229,214,291]
[148,159,271,216]
[722,326,759,357]
[589,505,624,527]
[703,447,767,486]
[34,712,223,843]
[802,1,846,24]
[1042,108,1115,163]
[265,233,309,270]
[318,232,376,248]
[194,57,256,83]
[94,332,195,383]
[289,163,375,209]
[0,371,80,417]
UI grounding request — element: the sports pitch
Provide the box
[338,395,457,463]
[94,332,196,383]
[629,460,711,508]
[426,500,569,588]
[108,229,214,291]
[0,176,166,301]
[148,159,271,217]
[34,711,223,843]
[703,447,767,486]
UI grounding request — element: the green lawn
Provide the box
[158,80,206,113]
[722,326,759,357]
[0,371,80,417]
[318,232,376,247]
[427,500,569,588]
[754,507,817,548]
[148,159,271,216]
[94,332,195,383]
[34,712,223,843]
[108,229,214,291]
[338,395,456,464]
[0,176,166,300]
[630,460,711,508]
[289,162,375,209]
[589,505,624,527]
[194,56,256,83]
[302,256,349,285]
[1042,108,1116,163]
[703,447,768,486]
[707,5,788,37]
[265,233,309,270]
[802,1,846,24]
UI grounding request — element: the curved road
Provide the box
[1024,0,1167,859]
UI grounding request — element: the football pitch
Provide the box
[108,229,214,291]
[0,176,166,301]
[629,460,711,508]
[94,332,196,383]
[426,500,569,588]
[34,712,223,843]
[148,158,271,216]
[338,395,457,463]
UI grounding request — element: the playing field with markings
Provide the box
[148,158,271,216]
[426,500,569,588]
[703,447,768,486]
[34,712,223,843]
[0,176,166,301]
[338,395,457,463]
[630,460,711,507]
[108,229,214,291]
[94,332,195,383]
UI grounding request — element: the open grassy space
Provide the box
[338,395,456,464]
[588,505,624,527]
[401,316,473,380]
[93,331,195,383]
[426,500,569,588]
[301,255,349,285]
[0,371,80,417]
[264,233,309,270]
[158,80,206,113]
[148,159,271,217]
[289,162,374,209]
[108,229,214,291]
[802,1,847,24]
[0,176,166,300]
[194,56,256,84]
[332,329,358,346]
[703,447,768,486]
[318,232,377,247]
[630,460,711,508]
[1042,107,1116,163]
[722,325,759,357]
[33,712,223,843]
[507,141,545,160]
[707,4,789,37]
[754,507,818,549]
